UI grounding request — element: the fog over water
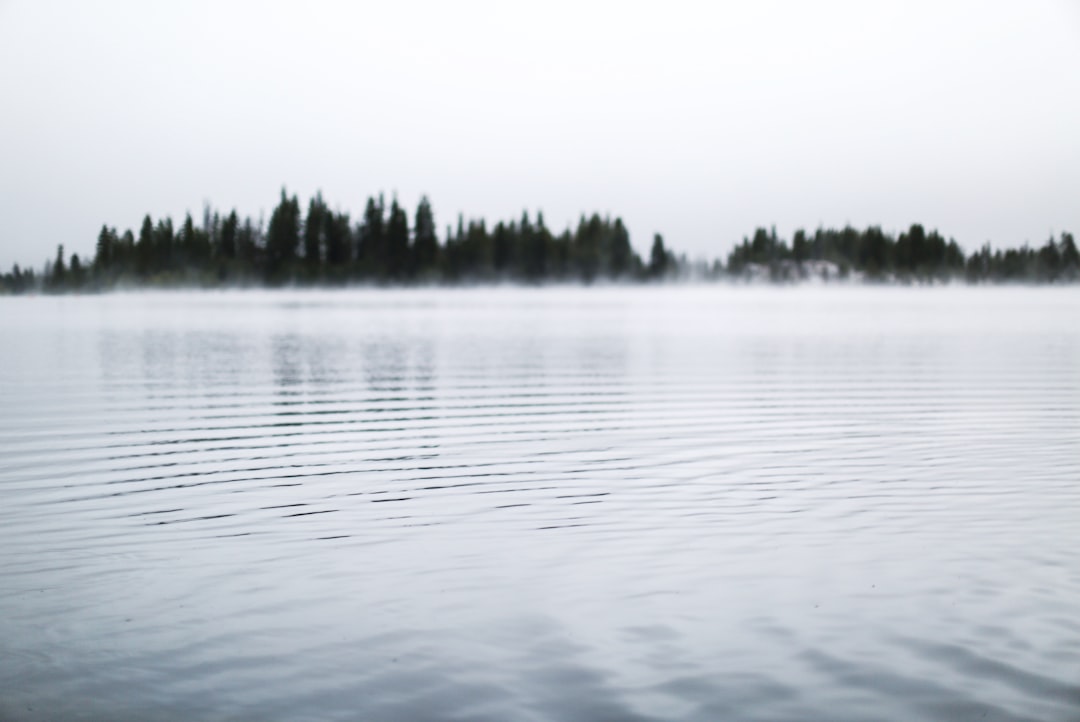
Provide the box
[1,287,1078,721]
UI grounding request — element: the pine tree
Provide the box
[95,225,114,272]
[358,195,386,276]
[531,211,552,280]
[136,215,154,277]
[493,221,511,275]
[610,218,632,277]
[412,196,438,277]
[1060,232,1079,279]
[69,253,84,288]
[304,193,326,272]
[237,217,258,268]
[324,211,351,269]
[386,198,410,279]
[266,188,301,277]
[51,245,66,289]
[215,210,236,261]
[649,234,669,278]
[793,229,808,265]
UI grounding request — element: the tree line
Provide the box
[725,224,1079,283]
[1,190,673,293]
[1,189,1077,293]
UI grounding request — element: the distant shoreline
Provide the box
[4,275,1078,298]
[3,190,1077,294]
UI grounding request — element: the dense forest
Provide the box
[724,225,1079,283]
[1,189,1077,293]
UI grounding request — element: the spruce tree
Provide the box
[649,234,669,278]
[324,212,351,269]
[304,193,326,272]
[386,198,410,279]
[1060,232,1079,279]
[95,225,114,272]
[267,189,301,277]
[610,218,632,277]
[358,196,386,276]
[412,196,438,276]
[220,210,239,260]
[136,215,154,277]
[53,245,66,288]
[793,229,808,265]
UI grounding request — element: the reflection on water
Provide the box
[1,287,1078,721]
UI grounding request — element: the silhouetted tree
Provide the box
[649,234,670,278]
[358,195,386,277]
[610,218,632,277]
[24,188,1076,292]
[1060,232,1079,280]
[492,221,511,275]
[304,193,327,272]
[266,188,301,278]
[386,198,410,279]
[792,229,808,265]
[95,225,115,272]
[573,214,603,281]
[237,216,259,269]
[51,245,66,289]
[1037,235,1062,282]
[134,215,154,277]
[324,211,351,270]
[219,210,238,261]
[153,217,176,274]
[69,253,85,288]
[412,196,438,277]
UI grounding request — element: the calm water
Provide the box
[1,287,1078,721]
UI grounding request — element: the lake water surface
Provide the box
[1,287,1078,721]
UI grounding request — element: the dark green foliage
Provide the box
[178,213,211,271]
[304,194,326,271]
[324,211,351,271]
[385,199,410,280]
[5,189,1076,294]
[858,226,889,278]
[91,226,130,285]
[573,214,601,281]
[1061,232,1080,280]
[649,234,673,278]
[220,211,238,261]
[724,222,1069,283]
[412,196,438,277]
[610,219,632,277]
[136,215,154,277]
[237,217,259,268]
[792,229,808,264]
[154,217,175,274]
[461,218,493,278]
[492,221,511,275]
[529,213,553,280]
[95,225,115,272]
[266,189,301,278]
[727,227,789,275]
[514,214,532,279]
[68,253,86,288]
[0,264,35,294]
[357,195,386,278]
[50,245,66,289]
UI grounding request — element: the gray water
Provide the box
[1,287,1078,722]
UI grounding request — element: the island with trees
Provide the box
[2,189,1077,293]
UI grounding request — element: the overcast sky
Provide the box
[1,0,1078,268]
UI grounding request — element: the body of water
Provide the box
[1,286,1078,721]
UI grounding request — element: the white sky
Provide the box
[1,0,1079,268]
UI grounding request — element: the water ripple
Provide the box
[1,287,1078,721]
